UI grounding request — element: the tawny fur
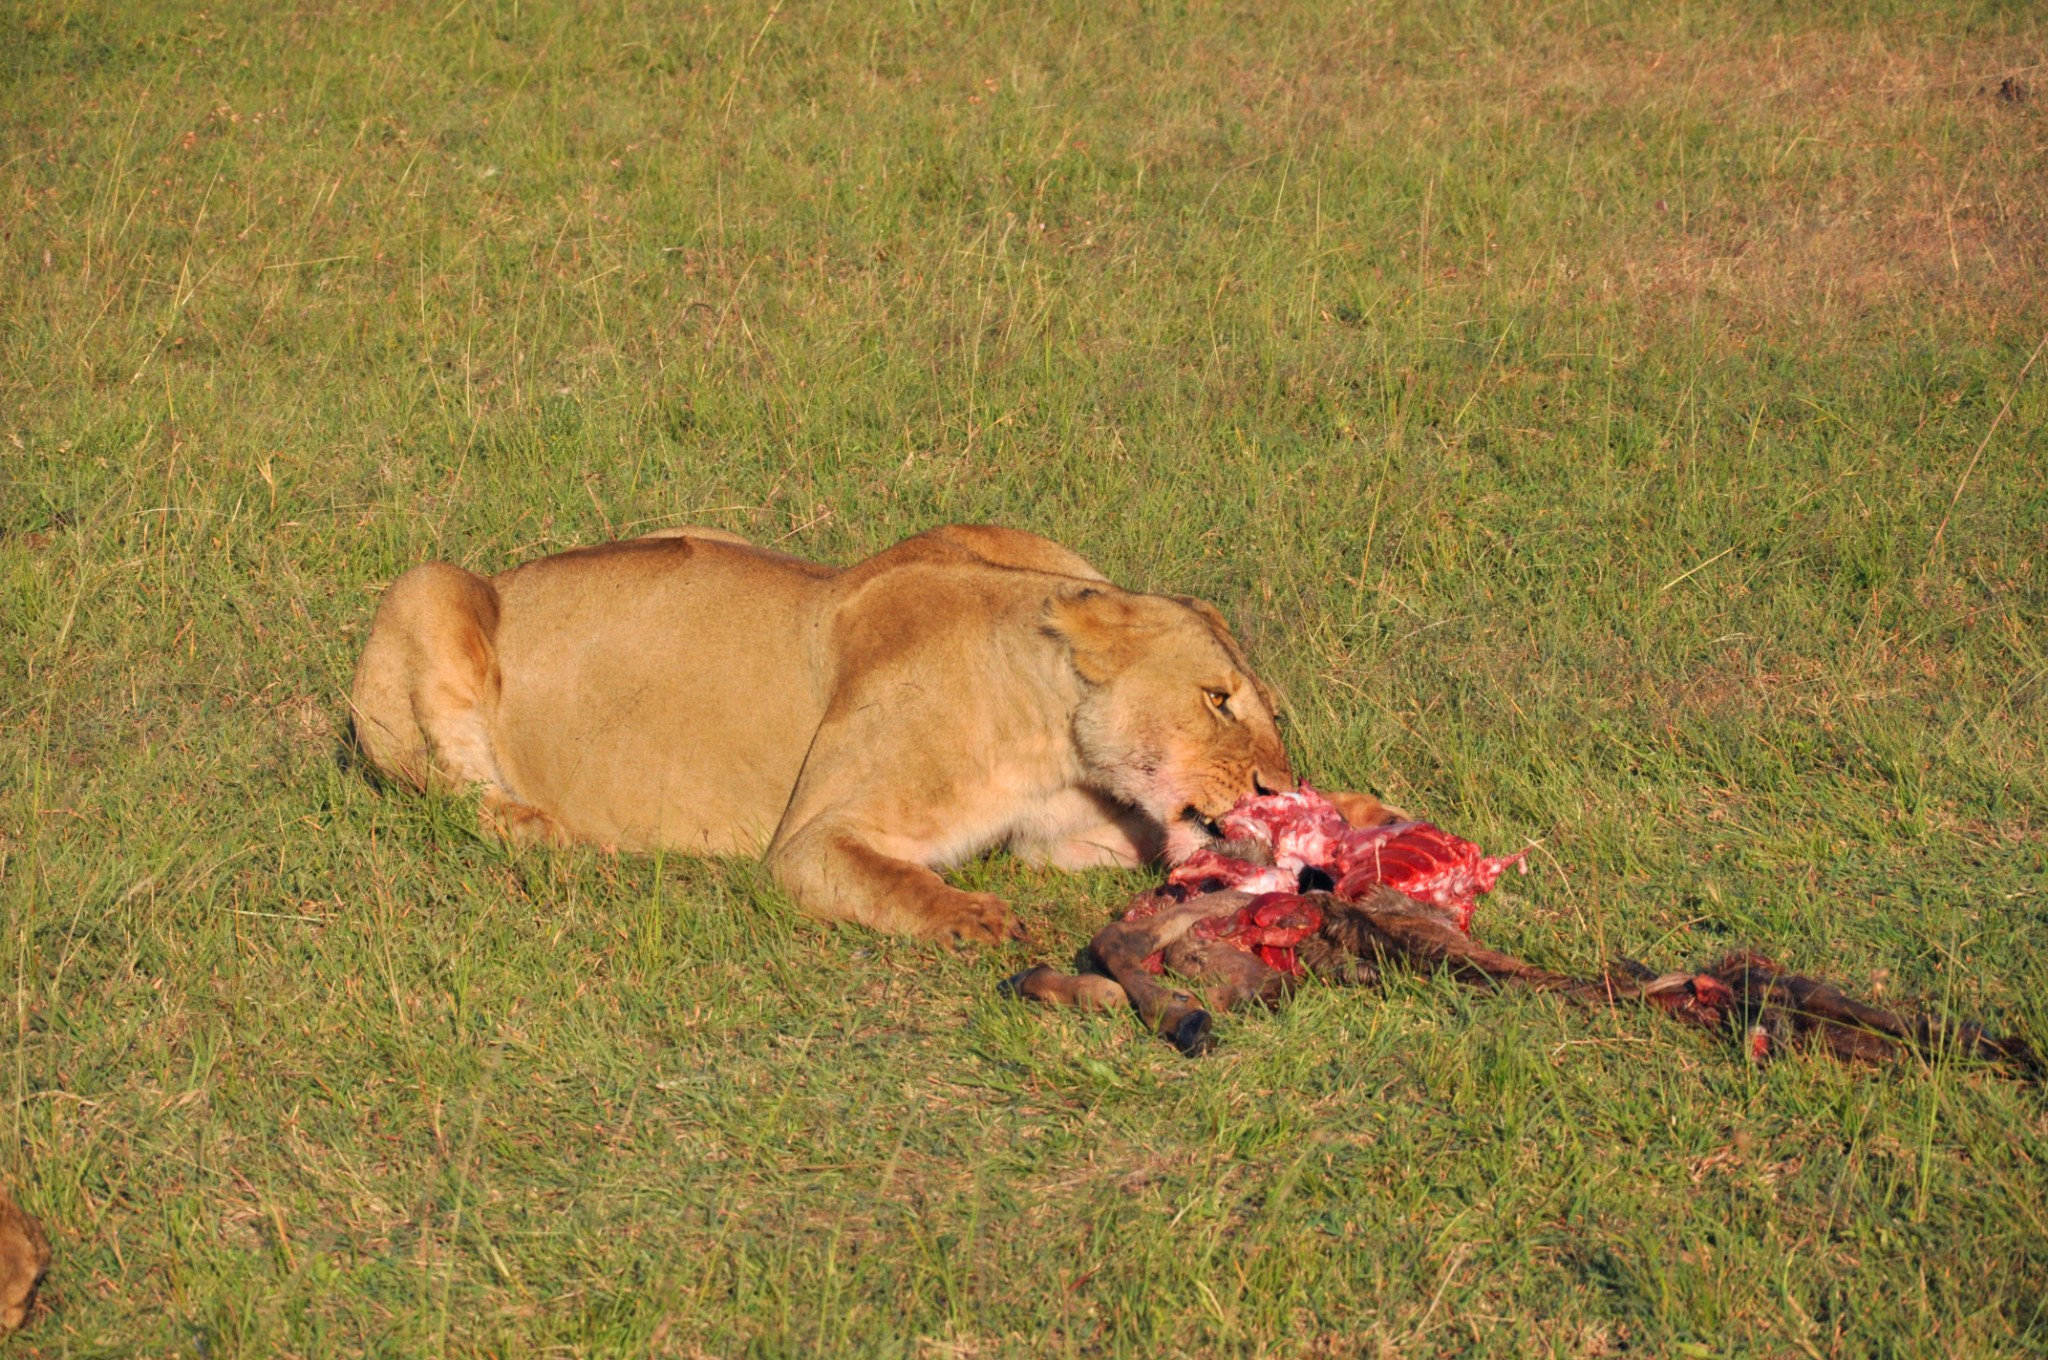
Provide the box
[0,1186,48,1335]
[352,525,1386,943]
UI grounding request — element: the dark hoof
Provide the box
[1168,1008,1215,1056]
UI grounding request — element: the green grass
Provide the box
[4,0,2047,1353]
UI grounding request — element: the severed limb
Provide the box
[1160,935,1297,1011]
[1305,894,2038,1070]
[1003,889,1284,1055]
[1690,951,2040,1070]
[1076,890,1250,1055]
[1000,967,1125,1011]
[1008,886,1608,1057]
[1301,887,1618,999]
[1006,885,2040,1073]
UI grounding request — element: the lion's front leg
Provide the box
[766,819,1029,945]
[762,665,1053,943]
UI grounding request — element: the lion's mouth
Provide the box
[1178,806,1225,842]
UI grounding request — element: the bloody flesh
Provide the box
[1138,786,1528,974]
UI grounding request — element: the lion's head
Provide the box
[1046,584,1294,863]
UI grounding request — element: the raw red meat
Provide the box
[1123,887,1323,974]
[1179,892,1326,976]
[1218,788,1351,873]
[1163,848,1296,898]
[1327,820,1527,932]
[1216,786,1528,930]
[1136,786,1528,974]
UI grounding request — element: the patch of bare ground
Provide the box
[1201,20,2045,329]
[1531,33,2045,326]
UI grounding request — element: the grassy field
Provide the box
[5,0,2047,1353]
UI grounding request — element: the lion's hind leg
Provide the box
[350,563,553,838]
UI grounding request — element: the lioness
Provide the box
[351,525,1396,942]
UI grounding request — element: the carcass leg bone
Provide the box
[1003,890,1278,1055]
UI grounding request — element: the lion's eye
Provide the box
[1204,689,1232,716]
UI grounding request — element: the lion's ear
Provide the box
[1044,584,1147,684]
[1169,594,1232,636]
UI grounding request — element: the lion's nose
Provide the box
[1252,759,1293,797]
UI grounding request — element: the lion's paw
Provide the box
[1325,790,1410,828]
[922,891,1030,947]
[480,793,575,848]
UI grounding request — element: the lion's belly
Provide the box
[485,545,831,854]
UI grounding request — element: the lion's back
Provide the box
[487,535,838,852]
[468,526,1112,856]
